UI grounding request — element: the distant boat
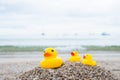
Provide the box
[41,33,45,36]
[101,32,110,36]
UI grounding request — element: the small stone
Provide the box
[17,61,118,80]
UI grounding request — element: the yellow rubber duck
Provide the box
[39,47,63,69]
[82,54,96,66]
[68,51,81,62]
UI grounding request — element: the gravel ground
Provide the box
[18,62,118,80]
[0,60,120,80]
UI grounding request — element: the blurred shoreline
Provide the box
[0,45,120,63]
[0,51,120,63]
[0,45,120,52]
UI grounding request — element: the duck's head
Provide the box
[83,54,92,59]
[71,51,78,56]
[43,47,57,58]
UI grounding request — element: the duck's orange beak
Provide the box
[71,52,75,56]
[83,55,86,59]
[44,52,51,57]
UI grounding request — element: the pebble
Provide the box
[17,61,118,80]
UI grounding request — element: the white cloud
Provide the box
[0,0,120,38]
[0,6,6,11]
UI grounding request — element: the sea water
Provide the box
[0,35,120,61]
[0,35,120,46]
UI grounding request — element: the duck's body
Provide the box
[39,48,63,69]
[82,54,96,66]
[82,59,96,66]
[40,57,62,68]
[68,56,80,62]
[68,51,81,62]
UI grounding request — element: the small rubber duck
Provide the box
[39,47,63,69]
[68,51,81,62]
[82,54,96,66]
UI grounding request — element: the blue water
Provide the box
[0,36,120,46]
[0,35,120,61]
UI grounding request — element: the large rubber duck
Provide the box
[82,54,96,66]
[68,51,81,62]
[39,47,63,69]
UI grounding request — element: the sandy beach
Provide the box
[0,60,120,80]
[0,51,120,80]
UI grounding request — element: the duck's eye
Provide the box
[51,50,54,52]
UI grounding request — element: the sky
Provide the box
[0,0,120,38]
